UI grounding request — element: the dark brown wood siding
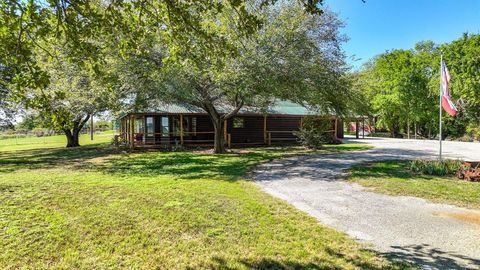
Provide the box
[228,116,264,144]
[267,116,302,141]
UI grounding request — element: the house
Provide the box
[118,101,344,148]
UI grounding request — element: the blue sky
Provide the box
[325,0,480,69]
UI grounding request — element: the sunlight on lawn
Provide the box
[0,131,114,152]
[0,143,411,269]
[348,161,480,209]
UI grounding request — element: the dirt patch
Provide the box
[437,212,480,226]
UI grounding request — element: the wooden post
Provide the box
[90,113,94,140]
[227,134,231,148]
[119,118,123,138]
[180,114,184,145]
[126,117,129,143]
[223,120,227,145]
[130,115,135,149]
[263,115,267,144]
[143,115,146,144]
[334,118,338,140]
[268,132,272,146]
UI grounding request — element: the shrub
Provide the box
[294,116,338,149]
[409,159,463,176]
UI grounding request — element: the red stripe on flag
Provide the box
[442,96,458,117]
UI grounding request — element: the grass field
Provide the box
[348,161,480,209]
[0,131,114,151]
[0,142,412,269]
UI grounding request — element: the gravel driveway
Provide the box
[254,137,480,270]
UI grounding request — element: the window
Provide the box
[161,117,169,137]
[146,117,154,136]
[233,117,244,128]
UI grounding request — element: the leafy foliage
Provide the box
[409,159,463,176]
[1,0,331,150]
[116,3,349,153]
[294,116,338,149]
[357,34,480,140]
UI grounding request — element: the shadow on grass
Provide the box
[1,143,372,182]
[347,160,433,180]
[200,251,412,270]
[382,244,480,270]
[0,143,116,173]
[92,152,276,181]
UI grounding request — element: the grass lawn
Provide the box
[0,143,410,269]
[348,161,480,209]
[0,131,114,152]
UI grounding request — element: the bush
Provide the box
[294,116,338,149]
[409,159,463,176]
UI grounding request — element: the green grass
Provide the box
[348,161,480,209]
[0,143,410,269]
[0,131,114,151]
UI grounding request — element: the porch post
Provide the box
[121,118,124,140]
[223,120,227,145]
[126,117,129,143]
[263,115,267,144]
[130,115,135,149]
[143,115,146,144]
[334,117,338,140]
[180,114,184,145]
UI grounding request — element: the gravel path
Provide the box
[254,138,480,270]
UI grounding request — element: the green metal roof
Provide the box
[266,100,314,115]
[129,100,318,116]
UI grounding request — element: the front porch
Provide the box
[118,113,343,149]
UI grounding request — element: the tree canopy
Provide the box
[115,2,350,152]
[1,0,329,148]
[356,34,480,140]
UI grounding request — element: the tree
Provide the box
[116,3,349,153]
[359,34,480,140]
[1,0,325,92]
[23,47,117,147]
[1,0,326,148]
[438,34,480,139]
[360,47,435,138]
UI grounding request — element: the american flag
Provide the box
[440,59,458,117]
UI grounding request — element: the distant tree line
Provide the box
[354,34,480,140]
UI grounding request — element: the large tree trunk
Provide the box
[65,129,80,147]
[201,98,243,154]
[213,119,225,154]
[63,114,91,148]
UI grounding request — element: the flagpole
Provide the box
[439,53,443,161]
